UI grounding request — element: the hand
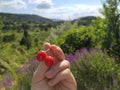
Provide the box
[31,43,77,90]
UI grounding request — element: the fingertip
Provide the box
[44,42,51,50]
[51,44,60,52]
[51,44,57,49]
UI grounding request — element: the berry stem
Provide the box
[45,49,51,52]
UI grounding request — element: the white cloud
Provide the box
[74,4,102,18]
[0,0,27,9]
[35,4,102,20]
[28,0,52,4]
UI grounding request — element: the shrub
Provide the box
[65,48,120,90]
[2,34,15,43]
[53,25,105,54]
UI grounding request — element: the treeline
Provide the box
[0,13,63,31]
[0,13,96,31]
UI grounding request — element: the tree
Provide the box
[21,23,29,30]
[20,30,31,49]
[102,0,120,62]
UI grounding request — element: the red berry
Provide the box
[45,56,55,67]
[36,50,47,61]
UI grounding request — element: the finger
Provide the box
[48,68,71,86]
[44,42,51,50]
[50,44,65,61]
[32,62,48,85]
[32,43,52,85]
[44,42,53,56]
[45,60,70,79]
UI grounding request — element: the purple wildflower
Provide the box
[28,57,38,64]
[89,48,95,54]
[16,67,23,74]
[16,57,39,75]
[66,54,76,62]
[2,76,12,87]
[74,50,81,59]
[80,48,88,55]
[65,48,90,64]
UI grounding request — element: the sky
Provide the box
[0,0,104,20]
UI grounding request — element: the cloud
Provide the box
[29,0,53,9]
[36,1,53,9]
[73,4,102,18]
[35,4,102,20]
[0,0,27,9]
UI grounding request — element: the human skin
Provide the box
[31,43,77,90]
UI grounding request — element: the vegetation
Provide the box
[0,0,120,89]
[102,0,120,62]
[52,17,105,53]
[66,48,120,90]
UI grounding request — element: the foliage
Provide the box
[0,12,63,31]
[46,21,72,42]
[2,34,15,43]
[52,17,105,53]
[20,30,31,49]
[72,16,97,26]
[0,58,38,90]
[66,48,120,90]
[102,0,120,62]
[0,29,51,81]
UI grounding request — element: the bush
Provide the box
[53,25,105,54]
[65,48,120,90]
[2,34,15,43]
[60,30,94,53]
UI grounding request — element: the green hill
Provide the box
[0,12,52,23]
[0,12,59,31]
[72,16,96,26]
[0,12,96,31]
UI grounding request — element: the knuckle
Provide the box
[65,68,71,75]
[63,60,70,68]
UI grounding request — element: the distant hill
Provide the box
[0,12,59,30]
[0,12,96,31]
[0,12,53,23]
[0,12,96,24]
[72,16,97,26]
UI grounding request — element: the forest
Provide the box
[0,0,120,90]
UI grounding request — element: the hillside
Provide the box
[0,12,59,30]
[0,12,52,23]
[0,12,96,31]
[72,16,97,26]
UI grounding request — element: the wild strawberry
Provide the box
[45,56,55,67]
[36,50,47,61]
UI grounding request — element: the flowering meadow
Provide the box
[65,48,120,90]
[1,48,120,90]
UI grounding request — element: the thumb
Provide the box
[32,42,51,84]
[32,61,48,84]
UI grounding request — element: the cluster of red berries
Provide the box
[36,50,55,67]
